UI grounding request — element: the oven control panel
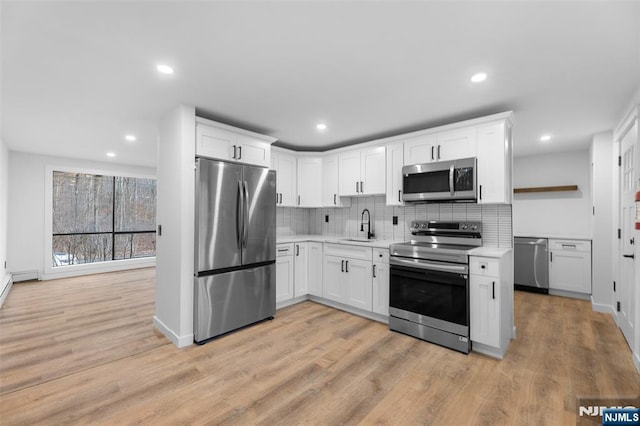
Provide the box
[410,220,481,234]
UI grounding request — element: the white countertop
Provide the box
[514,234,591,241]
[278,235,513,255]
[276,235,399,249]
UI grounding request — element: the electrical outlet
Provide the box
[325,215,329,223]
[392,216,398,225]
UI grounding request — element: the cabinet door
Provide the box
[360,146,386,195]
[338,151,361,196]
[236,134,271,168]
[297,157,323,207]
[476,121,508,204]
[435,126,477,161]
[276,255,294,303]
[372,261,389,315]
[294,243,308,297]
[386,142,404,206]
[470,274,500,347]
[549,250,592,294]
[323,255,346,303]
[345,258,372,311]
[196,124,236,161]
[274,151,297,207]
[404,134,437,165]
[308,242,323,297]
[322,155,350,207]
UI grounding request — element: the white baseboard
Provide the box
[153,316,193,348]
[591,299,615,316]
[0,273,13,308]
[12,270,39,282]
[548,289,590,301]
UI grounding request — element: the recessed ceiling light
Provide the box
[125,134,136,142]
[540,135,552,142]
[470,72,487,83]
[107,152,116,158]
[156,64,174,75]
[316,123,327,131]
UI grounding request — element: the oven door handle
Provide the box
[390,256,468,274]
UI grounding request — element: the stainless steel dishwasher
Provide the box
[514,237,549,294]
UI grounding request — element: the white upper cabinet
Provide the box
[338,146,385,196]
[476,120,512,204]
[195,118,275,167]
[386,142,404,206]
[435,126,477,161]
[404,134,437,165]
[403,126,476,165]
[296,156,323,207]
[271,149,297,207]
[322,155,351,208]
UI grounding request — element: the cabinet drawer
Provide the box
[549,239,591,253]
[276,243,294,257]
[469,257,499,278]
[324,243,372,261]
[373,249,389,264]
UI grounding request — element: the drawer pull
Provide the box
[561,244,577,249]
[492,281,495,299]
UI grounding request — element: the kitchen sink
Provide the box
[341,238,377,243]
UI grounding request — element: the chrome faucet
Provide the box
[360,208,374,239]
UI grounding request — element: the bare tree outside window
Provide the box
[52,172,156,267]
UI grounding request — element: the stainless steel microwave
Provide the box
[402,157,477,203]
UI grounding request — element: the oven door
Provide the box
[389,257,469,337]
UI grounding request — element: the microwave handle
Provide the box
[449,164,454,196]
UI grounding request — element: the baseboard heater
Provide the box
[11,270,39,282]
[0,273,13,309]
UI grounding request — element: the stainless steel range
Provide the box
[389,220,482,354]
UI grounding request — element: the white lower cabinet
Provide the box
[372,249,390,316]
[322,243,373,311]
[276,243,294,303]
[549,239,592,295]
[308,242,323,297]
[294,243,308,297]
[469,252,513,359]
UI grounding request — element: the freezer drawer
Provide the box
[194,264,275,343]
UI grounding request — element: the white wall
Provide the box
[0,138,10,305]
[513,150,592,238]
[590,132,614,313]
[154,105,195,347]
[7,151,155,280]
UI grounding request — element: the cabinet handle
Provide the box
[232,145,237,159]
[276,193,279,204]
[431,146,434,161]
[277,249,289,253]
[356,182,359,193]
[561,244,576,249]
[492,281,495,299]
[550,252,553,262]
[479,185,482,200]
[279,193,282,204]
[360,181,364,193]
[437,145,441,160]
[238,146,242,160]
[373,264,377,278]
[334,194,337,205]
[345,260,349,273]
[398,190,401,202]
[341,260,344,272]
[296,244,299,256]
[298,195,300,206]
[623,254,635,259]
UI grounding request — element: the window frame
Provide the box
[44,165,156,279]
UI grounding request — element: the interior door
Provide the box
[618,120,637,349]
[242,166,276,265]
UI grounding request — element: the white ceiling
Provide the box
[2,1,639,168]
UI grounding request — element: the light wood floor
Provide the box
[0,268,638,425]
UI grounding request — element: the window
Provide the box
[52,172,156,267]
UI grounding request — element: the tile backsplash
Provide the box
[277,196,513,248]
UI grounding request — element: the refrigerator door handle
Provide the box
[243,181,249,248]
[237,180,243,250]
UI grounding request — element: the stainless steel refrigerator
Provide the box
[194,158,276,343]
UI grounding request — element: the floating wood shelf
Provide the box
[513,185,579,194]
